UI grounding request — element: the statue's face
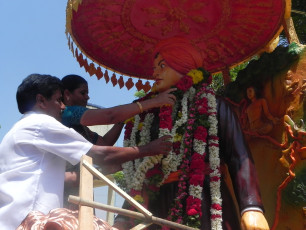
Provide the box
[265,50,306,117]
[153,54,183,93]
[247,87,256,100]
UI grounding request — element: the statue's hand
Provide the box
[272,117,280,125]
[241,211,270,230]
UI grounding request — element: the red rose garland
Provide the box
[159,105,173,130]
[122,68,222,229]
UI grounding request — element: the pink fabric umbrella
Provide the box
[66,0,288,91]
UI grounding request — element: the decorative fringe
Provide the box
[65,1,152,92]
[65,33,152,92]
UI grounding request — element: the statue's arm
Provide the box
[261,98,278,124]
[217,98,269,230]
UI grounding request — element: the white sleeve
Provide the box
[34,116,93,165]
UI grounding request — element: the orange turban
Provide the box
[153,37,204,75]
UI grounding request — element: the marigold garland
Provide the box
[122,68,222,229]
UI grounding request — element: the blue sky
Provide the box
[0,1,141,142]
[0,1,145,219]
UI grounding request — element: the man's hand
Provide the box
[241,211,270,230]
[152,88,176,107]
[141,135,172,156]
[100,163,122,175]
[89,136,172,170]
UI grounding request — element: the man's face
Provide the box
[153,54,183,93]
[44,90,65,121]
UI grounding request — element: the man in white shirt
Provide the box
[0,74,172,230]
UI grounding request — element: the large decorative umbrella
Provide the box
[66,0,290,92]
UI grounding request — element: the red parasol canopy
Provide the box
[66,0,289,91]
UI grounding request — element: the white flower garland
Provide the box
[158,89,191,186]
[206,89,222,230]
[122,89,193,190]
[122,113,156,191]
[122,75,222,229]
[122,115,140,190]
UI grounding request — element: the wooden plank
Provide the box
[72,159,197,230]
[68,196,198,230]
[106,185,115,225]
[79,155,94,230]
[130,222,153,230]
[82,160,153,218]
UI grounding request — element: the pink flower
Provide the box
[211,203,222,211]
[211,214,222,219]
[159,106,173,129]
[176,76,193,92]
[188,119,195,125]
[187,209,198,216]
[196,97,208,114]
[160,106,172,116]
[145,166,163,178]
[194,126,207,141]
[160,116,172,129]
[186,197,202,216]
[124,121,133,139]
[210,135,219,141]
[190,160,205,173]
[159,106,172,130]
[210,176,220,182]
[191,153,204,161]
[173,141,181,153]
[189,174,205,186]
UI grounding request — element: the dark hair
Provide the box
[16,74,63,114]
[225,42,304,102]
[61,74,88,92]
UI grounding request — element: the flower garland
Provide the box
[122,68,222,229]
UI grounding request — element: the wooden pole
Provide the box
[82,160,153,218]
[79,155,94,230]
[68,196,198,230]
[131,222,153,230]
[73,158,198,229]
[106,185,115,225]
